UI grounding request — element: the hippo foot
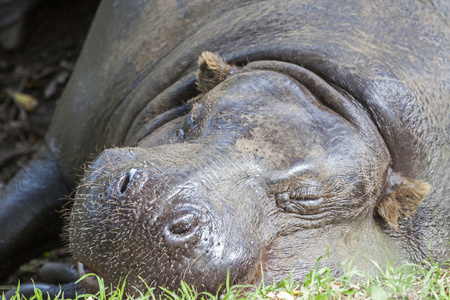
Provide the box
[39,262,79,285]
[3,262,81,299]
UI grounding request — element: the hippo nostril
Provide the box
[119,168,137,194]
[164,208,201,241]
[168,214,196,235]
[119,174,130,193]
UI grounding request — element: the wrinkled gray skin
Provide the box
[1,0,449,296]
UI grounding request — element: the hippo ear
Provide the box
[376,169,431,231]
[196,51,237,93]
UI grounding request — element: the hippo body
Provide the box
[1,0,449,295]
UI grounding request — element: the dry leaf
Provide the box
[8,89,38,111]
[277,291,294,300]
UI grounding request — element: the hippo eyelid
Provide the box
[290,186,325,200]
[272,177,329,215]
[275,186,325,202]
[275,190,328,215]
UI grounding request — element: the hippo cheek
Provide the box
[69,147,266,296]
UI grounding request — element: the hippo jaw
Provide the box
[69,59,427,296]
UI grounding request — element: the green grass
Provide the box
[2,258,449,300]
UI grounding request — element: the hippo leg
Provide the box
[0,147,69,282]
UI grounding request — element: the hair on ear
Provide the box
[196,51,237,93]
[376,168,431,231]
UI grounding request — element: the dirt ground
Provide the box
[0,0,100,288]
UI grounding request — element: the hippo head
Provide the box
[69,53,429,296]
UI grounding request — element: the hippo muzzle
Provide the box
[70,145,266,295]
[69,57,430,296]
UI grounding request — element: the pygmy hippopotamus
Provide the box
[0,0,449,296]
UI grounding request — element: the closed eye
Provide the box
[275,189,329,215]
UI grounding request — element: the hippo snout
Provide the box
[113,169,207,243]
[69,147,265,296]
[108,167,207,243]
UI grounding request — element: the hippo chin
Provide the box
[0,0,448,297]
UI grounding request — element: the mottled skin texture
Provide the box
[0,0,449,296]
